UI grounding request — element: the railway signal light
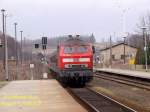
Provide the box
[42,45,46,50]
[0,39,3,47]
[68,35,72,38]
[76,35,80,37]
[35,44,39,49]
[42,37,47,45]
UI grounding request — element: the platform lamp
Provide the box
[1,9,9,81]
[1,9,6,70]
[20,31,23,65]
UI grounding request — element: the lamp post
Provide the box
[4,14,9,81]
[1,9,9,81]
[14,23,18,65]
[141,27,148,72]
[23,37,26,63]
[1,9,6,70]
[20,31,23,65]
[14,22,18,79]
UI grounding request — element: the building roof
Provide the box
[100,42,137,51]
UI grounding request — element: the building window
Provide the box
[112,55,115,60]
[121,55,125,59]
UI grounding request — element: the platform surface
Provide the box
[95,68,150,79]
[0,80,87,112]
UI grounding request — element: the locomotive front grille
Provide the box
[72,65,84,68]
[64,64,88,68]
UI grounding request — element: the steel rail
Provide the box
[67,88,99,112]
[94,73,150,91]
[87,88,137,112]
[67,87,136,112]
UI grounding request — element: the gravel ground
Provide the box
[88,77,150,112]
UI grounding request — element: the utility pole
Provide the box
[1,9,6,70]
[110,35,112,68]
[14,22,18,79]
[141,27,148,72]
[1,9,9,81]
[20,31,23,65]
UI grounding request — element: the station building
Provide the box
[95,43,138,68]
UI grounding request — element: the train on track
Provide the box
[49,35,95,87]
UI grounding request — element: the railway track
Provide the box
[68,88,136,112]
[95,72,150,91]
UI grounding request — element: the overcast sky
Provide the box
[0,0,150,42]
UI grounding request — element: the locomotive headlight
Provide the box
[64,64,70,68]
[63,58,74,62]
[63,58,90,62]
[79,58,90,62]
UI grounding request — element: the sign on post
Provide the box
[30,64,34,68]
[129,58,135,65]
[43,72,48,79]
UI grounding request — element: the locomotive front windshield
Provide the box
[64,45,88,54]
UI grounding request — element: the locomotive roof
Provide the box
[60,37,90,46]
[56,34,95,44]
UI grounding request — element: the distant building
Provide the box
[98,43,138,66]
[93,42,112,62]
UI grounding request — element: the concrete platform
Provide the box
[0,80,87,112]
[94,68,150,79]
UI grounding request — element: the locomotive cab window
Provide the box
[64,46,76,54]
[64,45,88,54]
[77,46,88,53]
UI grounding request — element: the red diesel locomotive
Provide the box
[49,35,94,86]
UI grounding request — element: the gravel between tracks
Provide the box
[89,77,150,112]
